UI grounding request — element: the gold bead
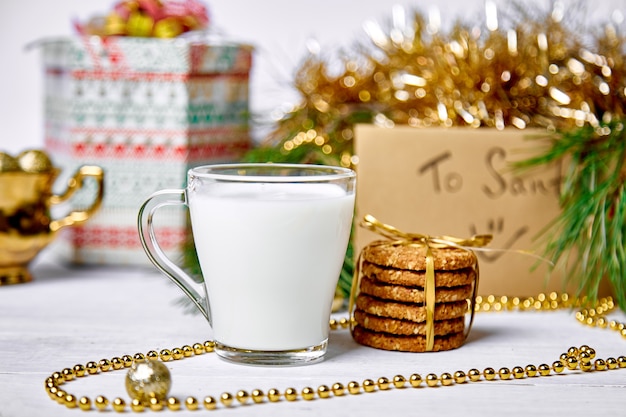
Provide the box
[55,390,67,404]
[498,368,511,380]
[483,367,496,381]
[251,389,265,403]
[332,382,345,396]
[268,388,281,402]
[111,357,124,370]
[453,371,466,384]
[203,396,217,410]
[579,351,592,364]
[425,373,439,387]
[525,365,537,377]
[538,364,551,376]
[203,341,215,352]
[51,372,64,383]
[147,350,160,361]
[559,353,569,363]
[339,317,350,328]
[125,360,171,403]
[567,346,579,357]
[86,361,99,375]
[193,343,205,355]
[512,366,525,379]
[95,395,109,410]
[363,379,377,392]
[393,375,406,388]
[329,319,338,330]
[131,398,145,412]
[64,394,77,408]
[167,397,181,411]
[99,359,112,372]
[122,355,134,368]
[220,392,234,406]
[594,359,607,371]
[409,374,423,387]
[564,357,577,371]
[317,385,331,398]
[160,349,172,361]
[78,396,91,411]
[468,369,481,382]
[0,152,18,172]
[236,390,250,404]
[607,357,618,370]
[284,388,298,401]
[182,345,194,357]
[377,377,390,390]
[17,149,53,173]
[133,353,146,362]
[618,356,626,368]
[343,381,358,394]
[112,397,126,412]
[149,397,164,411]
[301,387,316,400]
[440,373,453,386]
[586,348,596,359]
[185,396,199,410]
[73,364,86,377]
[580,361,593,372]
[172,348,184,360]
[61,368,75,381]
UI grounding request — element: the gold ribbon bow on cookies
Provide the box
[349,215,493,352]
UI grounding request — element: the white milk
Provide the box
[188,182,355,351]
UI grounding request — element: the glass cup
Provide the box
[138,163,356,366]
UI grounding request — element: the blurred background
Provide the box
[0,0,623,154]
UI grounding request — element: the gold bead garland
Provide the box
[44,293,626,412]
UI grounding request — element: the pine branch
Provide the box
[517,121,626,309]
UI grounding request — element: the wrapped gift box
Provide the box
[42,36,253,265]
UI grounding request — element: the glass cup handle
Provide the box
[137,189,211,324]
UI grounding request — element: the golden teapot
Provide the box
[0,150,104,284]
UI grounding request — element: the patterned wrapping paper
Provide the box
[42,36,253,265]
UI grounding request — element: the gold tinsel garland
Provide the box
[245,2,626,168]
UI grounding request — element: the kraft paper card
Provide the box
[354,125,575,296]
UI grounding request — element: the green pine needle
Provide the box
[517,121,626,310]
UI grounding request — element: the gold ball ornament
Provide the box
[125,360,171,403]
[16,149,53,173]
[0,152,19,172]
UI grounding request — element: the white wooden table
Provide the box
[2,250,626,417]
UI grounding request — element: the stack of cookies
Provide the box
[351,244,477,352]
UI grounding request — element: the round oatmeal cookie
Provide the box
[358,275,473,303]
[355,294,468,322]
[363,244,477,271]
[354,309,465,336]
[352,325,466,352]
[361,262,476,288]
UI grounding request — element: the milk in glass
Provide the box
[189,182,354,351]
